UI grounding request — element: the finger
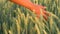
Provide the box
[43,10,50,16]
[35,5,46,9]
[39,5,46,9]
[42,13,48,20]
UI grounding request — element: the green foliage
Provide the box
[0,0,60,34]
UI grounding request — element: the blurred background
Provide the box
[0,0,60,34]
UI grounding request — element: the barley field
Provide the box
[0,0,60,34]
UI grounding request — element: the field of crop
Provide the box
[0,0,60,34]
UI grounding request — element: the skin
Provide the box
[10,0,50,20]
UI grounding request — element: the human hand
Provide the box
[32,5,50,20]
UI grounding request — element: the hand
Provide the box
[32,5,50,20]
